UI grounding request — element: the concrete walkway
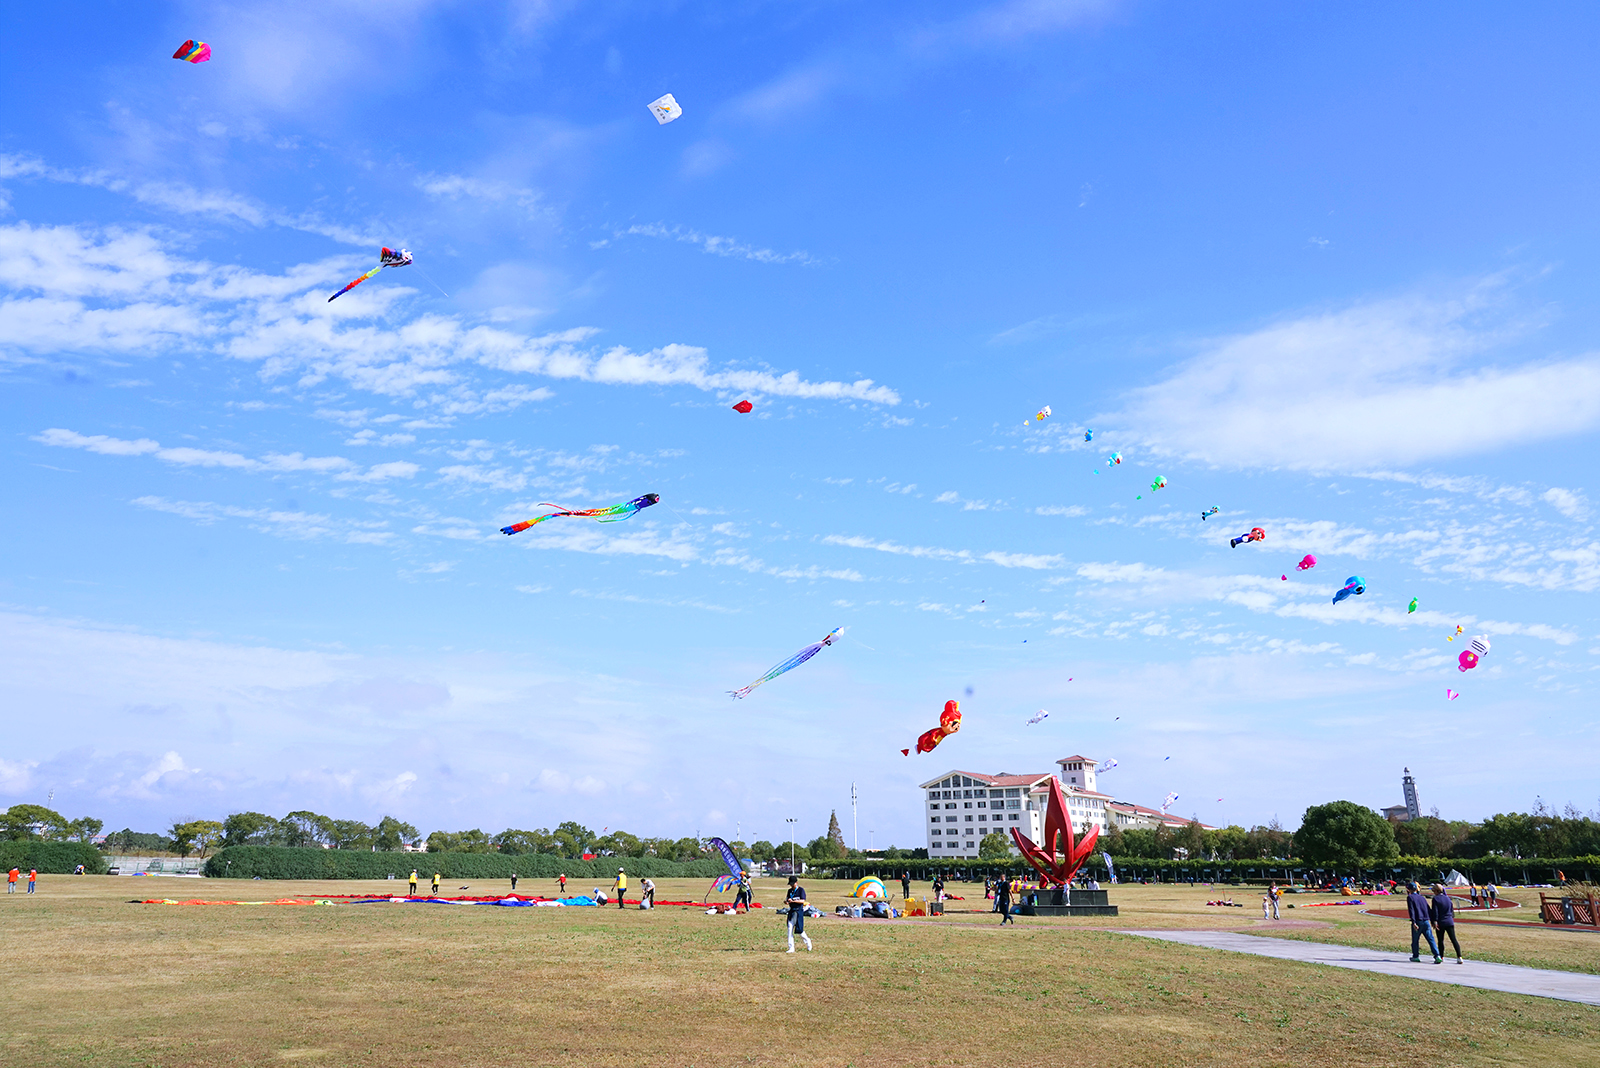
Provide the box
[1123,930,1600,1007]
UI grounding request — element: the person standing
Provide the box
[613,867,628,909]
[26,869,37,894]
[734,871,752,912]
[1407,882,1442,963]
[510,872,519,892]
[901,871,911,901]
[641,877,656,909]
[558,873,567,896]
[932,874,945,902]
[431,872,441,896]
[6,868,17,894]
[1469,883,1480,908]
[1269,882,1282,920]
[997,877,1014,925]
[408,869,418,896]
[784,875,813,952]
[1431,883,1463,963]
[1487,882,1498,909]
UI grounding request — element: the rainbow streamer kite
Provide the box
[328,247,413,302]
[173,40,211,63]
[500,493,659,535]
[728,627,841,699]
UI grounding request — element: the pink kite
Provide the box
[173,40,211,63]
[1296,555,1316,571]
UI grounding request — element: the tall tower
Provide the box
[1056,756,1098,794]
[1402,768,1420,822]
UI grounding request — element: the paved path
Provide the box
[1123,930,1600,1007]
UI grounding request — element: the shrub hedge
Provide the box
[0,841,107,875]
[203,846,727,881]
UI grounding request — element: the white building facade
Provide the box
[920,756,1117,860]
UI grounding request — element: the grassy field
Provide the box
[4,876,1596,1067]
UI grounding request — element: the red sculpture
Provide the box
[1009,776,1100,887]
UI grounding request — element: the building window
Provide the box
[946,803,956,810]
[1006,788,1019,798]
[974,789,986,797]
[965,842,975,849]
[964,815,973,822]
[1009,814,1019,821]
[931,829,941,836]
[930,816,939,823]
[963,802,972,809]
[929,804,939,811]
[1007,800,1020,809]
[976,801,986,808]
[978,815,986,822]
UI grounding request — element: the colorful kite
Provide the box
[1099,758,1118,772]
[850,877,887,900]
[173,40,211,63]
[1027,710,1049,725]
[731,400,753,413]
[648,93,683,124]
[1036,405,1052,422]
[1200,506,1218,521]
[328,247,412,302]
[1446,688,1459,701]
[1107,452,1122,466]
[1083,428,1094,441]
[906,699,962,755]
[1332,575,1366,605]
[1297,555,1317,571]
[1459,636,1490,672]
[1447,625,1463,641]
[729,627,841,699]
[1230,527,1265,548]
[1408,597,1419,613]
[1161,792,1179,813]
[1150,476,1168,492]
[500,493,659,535]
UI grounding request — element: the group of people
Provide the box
[7,868,38,894]
[1406,881,1466,964]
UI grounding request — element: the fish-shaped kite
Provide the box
[1026,710,1049,725]
[730,627,841,700]
[1099,758,1118,771]
[173,40,211,63]
[1161,792,1179,813]
[500,493,659,535]
[1332,575,1367,605]
[329,247,412,302]
[904,699,962,754]
[731,400,753,413]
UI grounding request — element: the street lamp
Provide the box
[785,818,797,874]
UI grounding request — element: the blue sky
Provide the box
[3,1,1598,847]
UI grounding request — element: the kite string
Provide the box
[410,263,451,298]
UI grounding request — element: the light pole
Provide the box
[785,818,797,873]
[851,782,858,852]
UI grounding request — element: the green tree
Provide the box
[727,840,748,857]
[373,816,420,851]
[2,804,69,840]
[494,828,555,855]
[670,837,703,862]
[827,810,846,851]
[281,811,331,848]
[978,832,1012,859]
[597,830,642,857]
[66,816,104,843]
[1174,820,1206,859]
[806,835,845,860]
[171,820,224,858]
[1294,801,1397,866]
[222,812,282,848]
[326,819,374,850]
[750,840,775,859]
[1392,816,1472,858]
[552,821,595,858]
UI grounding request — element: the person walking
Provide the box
[26,869,37,894]
[901,871,911,901]
[1407,882,1442,963]
[6,868,17,894]
[997,876,1014,925]
[784,875,812,952]
[613,867,628,909]
[1269,882,1282,920]
[408,869,418,896]
[640,877,656,909]
[510,872,518,892]
[430,872,441,896]
[1487,882,1498,909]
[1431,883,1463,963]
[558,873,567,896]
[1469,883,1481,908]
[734,870,752,912]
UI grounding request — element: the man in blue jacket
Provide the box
[1407,882,1442,963]
[1431,883,1463,963]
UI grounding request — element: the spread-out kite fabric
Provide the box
[501,493,659,535]
[1332,575,1366,605]
[1297,555,1317,571]
[1230,527,1265,548]
[173,40,211,63]
[905,699,962,755]
[328,247,412,302]
[729,627,840,699]
[851,877,887,899]
[732,400,753,413]
[1027,710,1049,725]
[1200,507,1218,520]
[648,93,683,124]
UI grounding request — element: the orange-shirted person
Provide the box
[27,869,37,894]
[6,867,18,894]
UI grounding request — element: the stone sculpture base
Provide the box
[1015,888,1119,917]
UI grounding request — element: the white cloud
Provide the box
[1036,505,1089,517]
[35,427,421,482]
[133,496,396,545]
[1117,285,1600,469]
[983,550,1063,569]
[823,534,973,562]
[1543,487,1588,519]
[605,224,821,266]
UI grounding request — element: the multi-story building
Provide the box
[919,755,1118,860]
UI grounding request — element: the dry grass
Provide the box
[3,876,1596,1067]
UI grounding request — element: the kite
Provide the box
[906,699,962,755]
[1150,476,1168,492]
[1229,527,1265,548]
[1099,758,1117,771]
[1161,792,1179,813]
[1027,710,1049,725]
[1446,689,1459,701]
[648,93,683,124]
[1408,597,1419,613]
[1036,405,1052,422]
[501,493,659,535]
[1459,635,1490,672]
[729,627,841,699]
[1200,507,1218,521]
[1297,555,1317,571]
[1332,575,1366,604]
[1107,452,1122,466]
[1447,625,1463,641]
[173,40,211,63]
[731,400,753,413]
[1083,428,1094,441]
[851,877,887,900]
[328,247,412,302]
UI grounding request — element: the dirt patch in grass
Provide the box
[3,876,1595,1067]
